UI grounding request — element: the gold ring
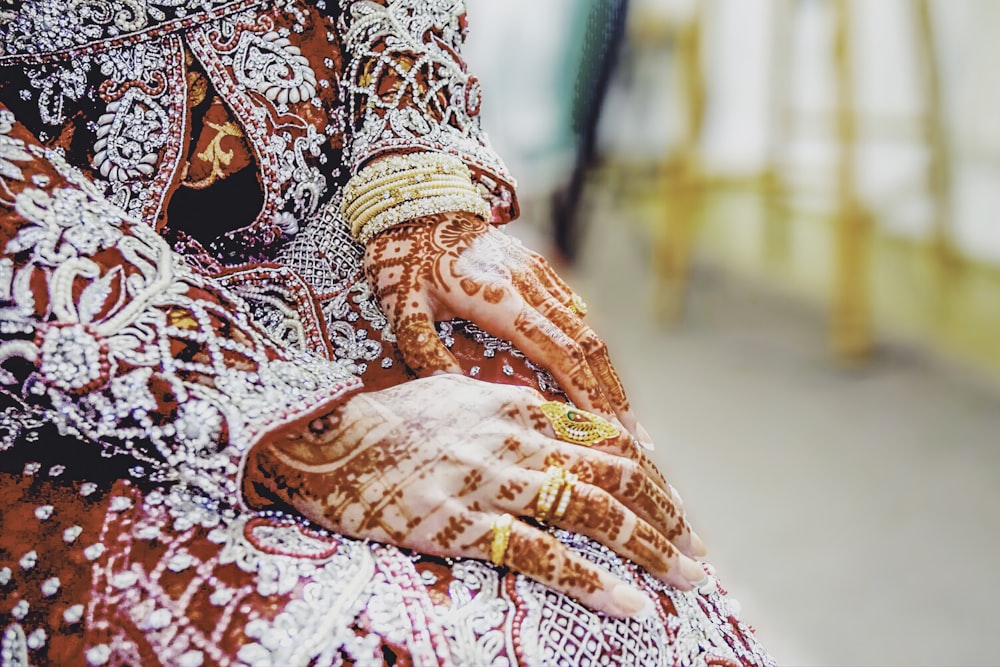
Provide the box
[552,472,578,521]
[540,401,619,446]
[569,293,589,316]
[535,466,567,520]
[490,513,514,566]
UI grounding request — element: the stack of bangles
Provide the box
[341,152,492,244]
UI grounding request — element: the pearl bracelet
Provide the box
[356,192,491,245]
[341,152,492,243]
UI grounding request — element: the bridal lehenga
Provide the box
[0,2,773,665]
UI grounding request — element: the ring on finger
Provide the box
[534,466,580,522]
[535,465,567,520]
[491,513,515,566]
[540,401,618,446]
[552,471,578,521]
[569,293,589,316]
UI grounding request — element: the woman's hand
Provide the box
[363,211,650,443]
[243,375,707,618]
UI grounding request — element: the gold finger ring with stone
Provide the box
[569,293,589,316]
[539,401,619,446]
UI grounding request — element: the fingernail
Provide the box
[681,556,706,584]
[669,484,684,508]
[636,594,658,619]
[635,422,655,451]
[611,584,649,617]
[690,531,707,558]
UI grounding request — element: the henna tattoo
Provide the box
[543,451,572,469]
[505,529,557,580]
[567,457,685,543]
[393,312,457,374]
[497,479,528,503]
[624,471,677,518]
[534,296,632,414]
[363,208,640,455]
[459,469,484,495]
[560,486,626,542]
[513,308,611,413]
[622,521,677,574]
[432,514,474,550]
[527,253,575,306]
[574,328,630,409]
[557,558,604,594]
[462,528,494,555]
[570,458,625,495]
[525,404,552,433]
[483,283,506,304]
[503,525,603,594]
[239,372,698,618]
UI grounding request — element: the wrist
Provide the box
[342,152,491,245]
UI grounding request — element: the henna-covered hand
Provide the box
[244,375,707,618]
[363,211,650,443]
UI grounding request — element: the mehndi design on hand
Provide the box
[363,211,646,442]
[243,375,706,618]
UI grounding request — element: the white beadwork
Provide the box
[1,147,361,509]
[341,0,516,211]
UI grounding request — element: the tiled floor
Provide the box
[517,194,1000,666]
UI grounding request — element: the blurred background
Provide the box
[465,1,1000,665]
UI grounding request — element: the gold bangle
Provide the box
[342,152,472,202]
[351,182,479,227]
[341,152,490,242]
[350,151,470,179]
[351,186,485,240]
[490,513,515,566]
[344,172,473,219]
[356,192,491,244]
[343,164,467,201]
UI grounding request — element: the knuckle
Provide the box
[577,328,605,354]
[562,340,587,366]
[619,461,645,498]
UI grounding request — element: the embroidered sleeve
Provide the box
[339,0,519,222]
[0,105,362,508]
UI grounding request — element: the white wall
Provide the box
[464,0,1000,262]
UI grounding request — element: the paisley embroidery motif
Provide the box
[92,87,168,182]
[232,30,318,105]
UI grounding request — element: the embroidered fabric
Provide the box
[0,466,774,667]
[0,0,517,265]
[339,0,518,220]
[0,0,267,62]
[0,107,361,510]
[0,2,776,665]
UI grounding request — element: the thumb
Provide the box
[393,307,463,377]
